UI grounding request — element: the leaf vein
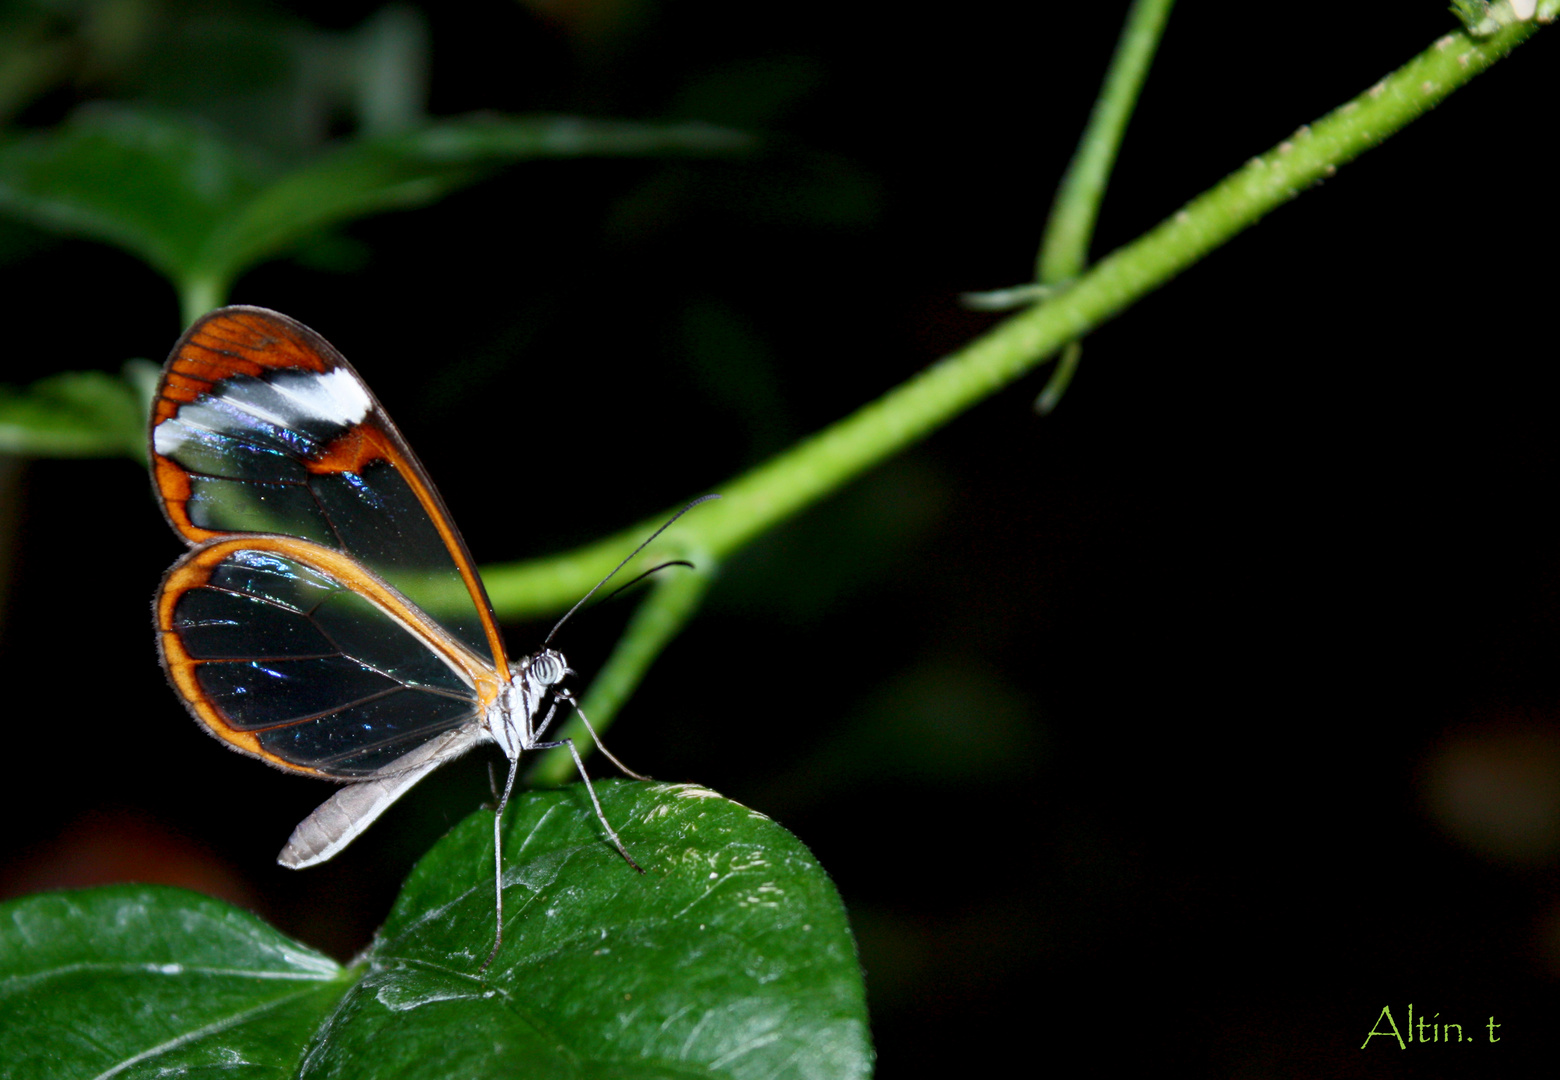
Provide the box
[87,982,334,1080]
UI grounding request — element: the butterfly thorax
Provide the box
[487,648,569,760]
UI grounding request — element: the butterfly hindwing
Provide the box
[150,306,507,668]
[157,536,502,778]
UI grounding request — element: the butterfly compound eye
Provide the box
[529,650,566,686]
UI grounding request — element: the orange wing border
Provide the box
[156,534,505,777]
[149,306,511,675]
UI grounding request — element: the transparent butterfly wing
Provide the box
[156,537,500,779]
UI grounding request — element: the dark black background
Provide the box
[1,2,1556,1077]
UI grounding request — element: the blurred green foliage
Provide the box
[0,358,154,457]
[0,104,746,322]
[0,0,748,448]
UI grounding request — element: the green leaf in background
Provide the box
[0,885,353,1080]
[0,359,157,459]
[0,782,872,1079]
[206,115,750,308]
[0,106,750,322]
[0,106,266,289]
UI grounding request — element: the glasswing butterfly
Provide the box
[150,305,680,966]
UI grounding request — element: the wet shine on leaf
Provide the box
[307,781,871,1080]
[0,886,352,1080]
[0,783,872,1079]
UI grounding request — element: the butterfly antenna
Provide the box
[544,495,719,646]
[598,560,694,604]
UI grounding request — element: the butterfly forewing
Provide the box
[158,536,501,778]
[150,307,506,668]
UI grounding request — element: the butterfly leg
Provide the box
[550,689,651,781]
[535,737,644,874]
[530,692,561,742]
[529,695,561,743]
[480,751,524,973]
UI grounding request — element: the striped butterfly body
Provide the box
[151,306,643,967]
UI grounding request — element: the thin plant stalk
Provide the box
[515,18,1541,772]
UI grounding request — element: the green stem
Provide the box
[1033,0,1174,411]
[179,275,228,329]
[1035,341,1083,416]
[1037,0,1175,285]
[483,19,1538,624]
[529,557,716,783]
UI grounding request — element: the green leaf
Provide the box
[201,115,751,302]
[312,780,871,1079]
[0,362,153,459]
[0,784,871,1079]
[0,885,354,1080]
[0,106,751,322]
[0,106,267,286]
